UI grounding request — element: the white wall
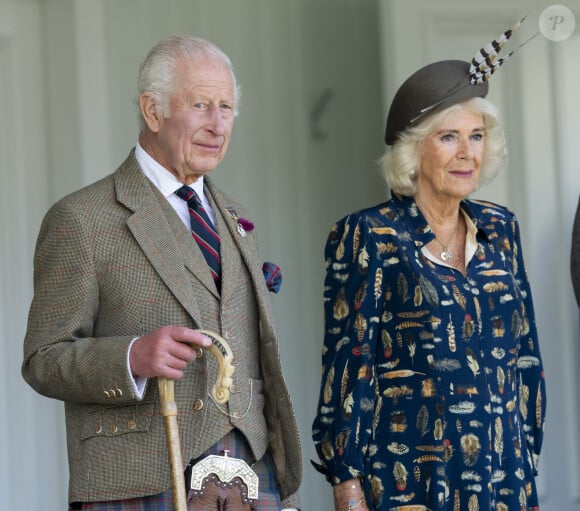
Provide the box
[0,2,68,510]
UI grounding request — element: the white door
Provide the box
[378,1,580,509]
[0,2,68,510]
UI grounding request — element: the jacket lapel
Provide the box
[205,179,273,325]
[114,152,205,325]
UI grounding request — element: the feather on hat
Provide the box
[385,17,530,145]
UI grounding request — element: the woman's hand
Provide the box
[333,478,370,511]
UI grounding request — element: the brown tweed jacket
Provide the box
[22,151,302,505]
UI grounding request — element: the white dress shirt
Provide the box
[135,141,216,226]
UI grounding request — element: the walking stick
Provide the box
[158,330,235,511]
[158,376,188,511]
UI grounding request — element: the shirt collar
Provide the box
[135,142,205,199]
[390,191,489,247]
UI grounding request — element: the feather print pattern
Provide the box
[333,287,349,320]
[447,315,456,352]
[468,494,479,511]
[358,246,370,274]
[414,285,423,306]
[340,360,349,401]
[494,417,504,463]
[353,222,361,257]
[416,405,429,438]
[312,194,545,510]
[377,241,398,254]
[354,312,368,342]
[374,268,383,306]
[323,366,334,404]
[398,273,409,303]
[382,330,393,359]
[393,461,408,491]
[354,281,368,311]
[336,221,349,261]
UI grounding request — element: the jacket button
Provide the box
[110,425,118,434]
[104,391,110,398]
[95,425,103,434]
[193,399,204,411]
[195,348,203,359]
[127,420,137,430]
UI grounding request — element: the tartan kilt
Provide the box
[71,429,281,511]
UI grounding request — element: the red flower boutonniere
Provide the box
[237,218,255,236]
[225,207,254,237]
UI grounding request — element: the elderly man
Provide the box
[22,35,301,511]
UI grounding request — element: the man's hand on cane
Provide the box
[130,326,211,380]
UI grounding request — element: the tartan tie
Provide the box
[175,185,221,287]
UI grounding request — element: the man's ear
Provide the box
[140,92,162,133]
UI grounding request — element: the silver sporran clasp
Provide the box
[189,450,259,503]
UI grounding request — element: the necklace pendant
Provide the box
[441,248,453,262]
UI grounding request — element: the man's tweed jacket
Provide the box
[22,151,302,505]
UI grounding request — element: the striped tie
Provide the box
[175,185,221,288]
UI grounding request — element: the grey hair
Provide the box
[380,97,507,196]
[136,35,242,131]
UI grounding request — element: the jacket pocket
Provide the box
[81,401,155,439]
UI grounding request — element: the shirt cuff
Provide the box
[127,337,147,399]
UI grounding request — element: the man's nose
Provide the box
[206,105,226,134]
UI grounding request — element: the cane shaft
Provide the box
[158,377,187,511]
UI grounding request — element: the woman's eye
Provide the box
[440,133,455,142]
[471,133,484,141]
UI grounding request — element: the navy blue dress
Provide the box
[312,193,546,511]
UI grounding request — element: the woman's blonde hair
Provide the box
[380,97,507,196]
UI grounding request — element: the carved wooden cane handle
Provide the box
[196,329,235,403]
[158,330,235,511]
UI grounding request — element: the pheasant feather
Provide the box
[470,16,539,84]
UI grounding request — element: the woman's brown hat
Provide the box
[384,60,488,145]
[384,17,530,145]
